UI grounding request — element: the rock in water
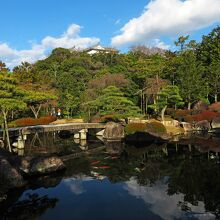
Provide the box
[195,120,210,131]
[211,117,220,129]
[103,122,125,141]
[0,157,25,188]
[29,156,65,176]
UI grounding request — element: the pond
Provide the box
[0,132,220,220]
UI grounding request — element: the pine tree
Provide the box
[0,73,26,151]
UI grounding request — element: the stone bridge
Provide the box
[0,123,106,138]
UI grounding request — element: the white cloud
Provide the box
[0,24,100,68]
[151,39,171,50]
[111,0,220,47]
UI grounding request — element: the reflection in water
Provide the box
[2,132,220,219]
[64,175,93,195]
[0,193,58,220]
[125,178,215,220]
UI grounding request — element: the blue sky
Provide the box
[0,0,220,68]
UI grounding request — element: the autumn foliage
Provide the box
[184,111,220,122]
[14,116,57,127]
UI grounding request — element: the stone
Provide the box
[74,133,80,139]
[211,117,220,129]
[0,157,25,188]
[79,129,88,140]
[195,120,211,131]
[180,122,193,132]
[103,122,125,141]
[172,120,180,127]
[96,129,105,136]
[29,156,65,176]
[12,156,65,176]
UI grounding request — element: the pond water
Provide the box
[1,132,220,220]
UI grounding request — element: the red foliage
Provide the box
[209,102,220,112]
[184,111,220,122]
[175,109,193,118]
[184,115,194,123]
[15,116,57,127]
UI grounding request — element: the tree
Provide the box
[88,86,141,118]
[24,91,57,118]
[206,61,220,102]
[198,26,220,65]
[0,73,26,151]
[0,61,9,73]
[176,51,207,109]
[149,85,183,121]
[175,35,189,51]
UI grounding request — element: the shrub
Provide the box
[125,123,147,135]
[100,114,120,123]
[192,111,220,122]
[37,116,57,125]
[209,102,220,112]
[184,115,194,123]
[15,117,37,126]
[14,116,57,127]
[146,121,167,134]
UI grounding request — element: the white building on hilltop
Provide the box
[83,45,119,55]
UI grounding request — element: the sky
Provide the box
[0,0,220,68]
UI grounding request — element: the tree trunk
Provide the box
[188,102,191,110]
[145,96,149,115]
[2,110,11,152]
[215,94,218,103]
[161,105,167,122]
[30,104,42,118]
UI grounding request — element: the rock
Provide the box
[0,157,25,188]
[103,122,125,141]
[180,122,193,132]
[195,120,210,131]
[11,156,65,176]
[0,193,7,202]
[28,156,65,176]
[211,117,220,129]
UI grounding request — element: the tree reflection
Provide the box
[1,193,58,220]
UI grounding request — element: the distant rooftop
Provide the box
[82,44,119,55]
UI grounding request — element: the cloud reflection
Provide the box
[64,175,93,195]
[124,177,215,220]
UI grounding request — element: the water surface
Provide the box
[1,132,220,220]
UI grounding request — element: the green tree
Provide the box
[175,35,189,51]
[0,73,27,151]
[88,86,141,118]
[207,61,220,103]
[176,51,206,109]
[198,26,220,65]
[150,85,183,120]
[24,91,56,118]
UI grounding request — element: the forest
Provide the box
[0,26,220,126]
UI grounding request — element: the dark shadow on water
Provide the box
[0,193,58,220]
